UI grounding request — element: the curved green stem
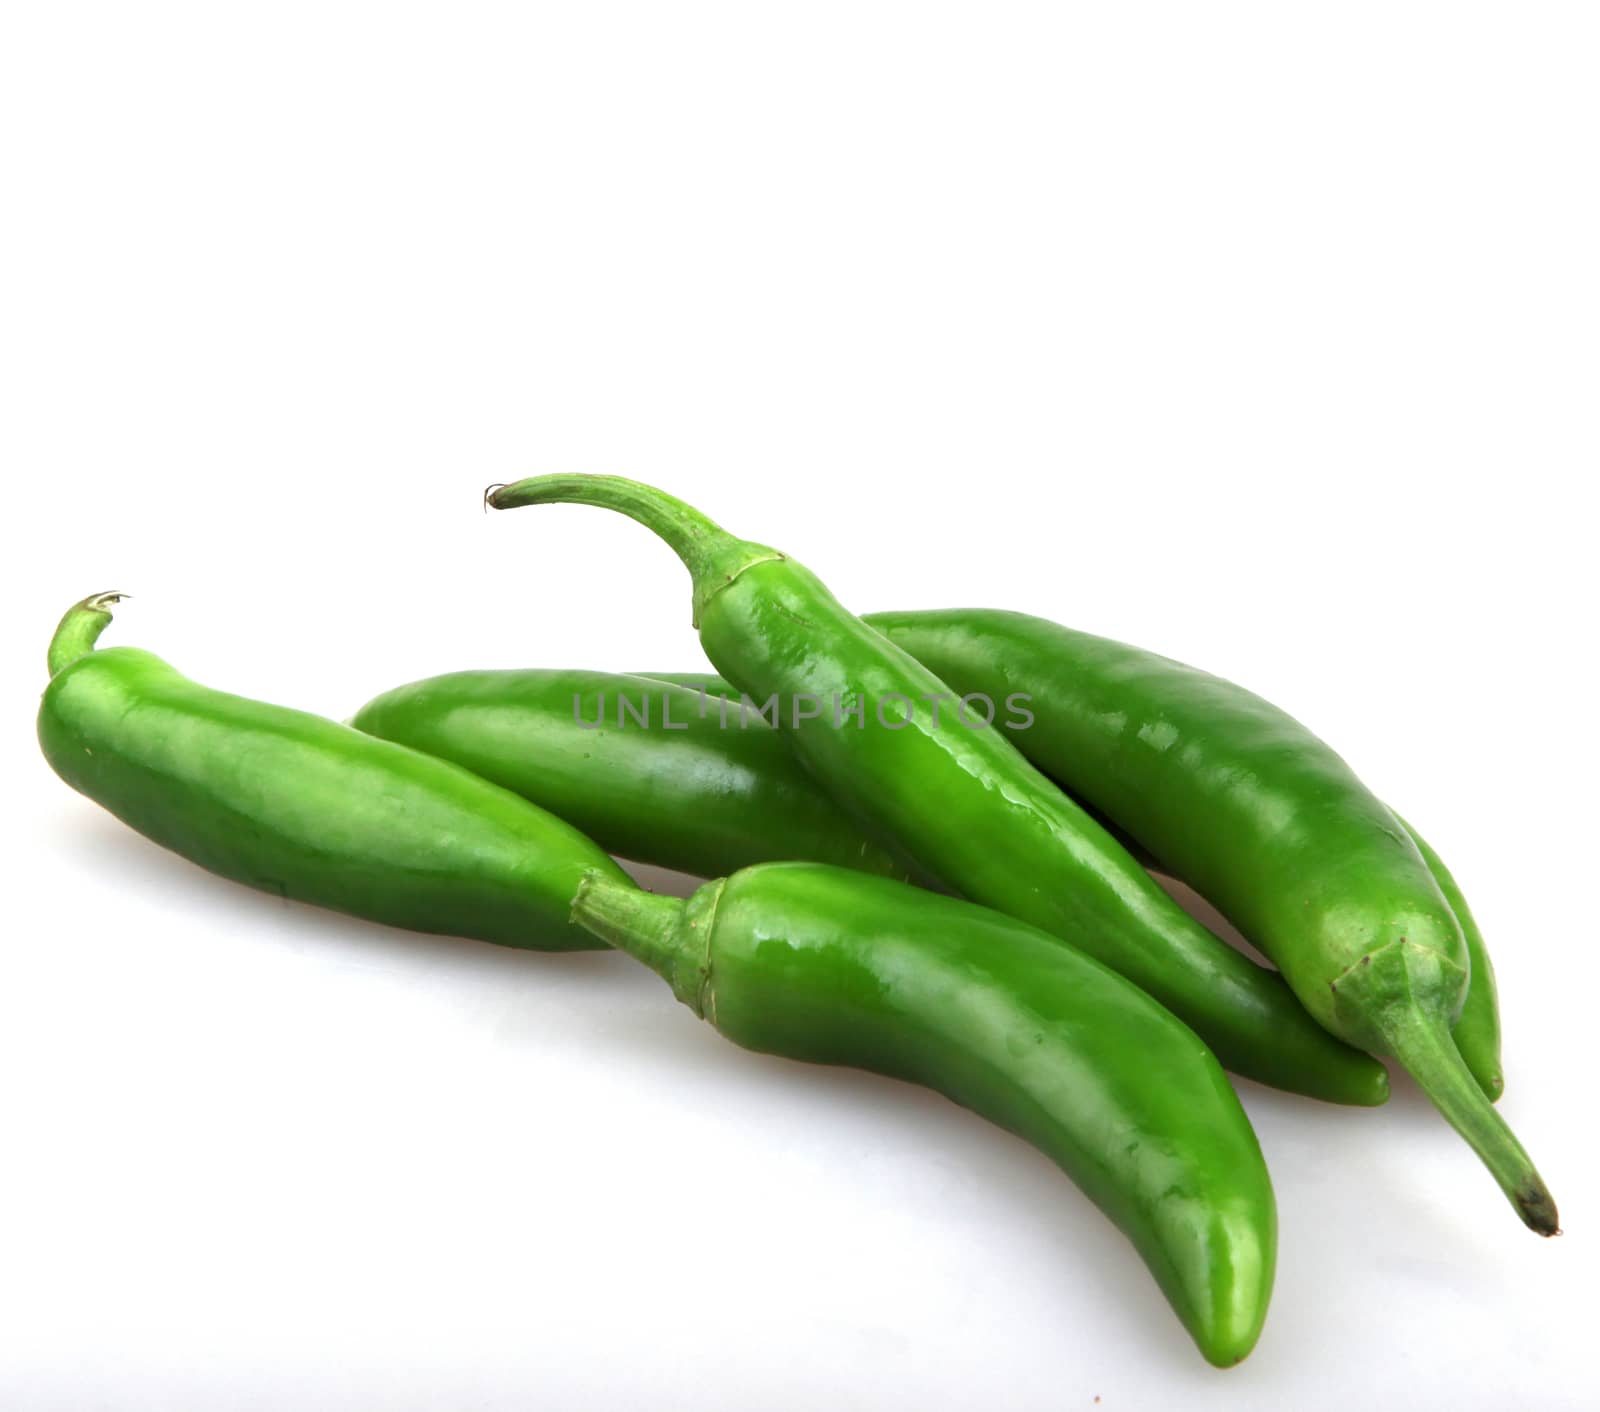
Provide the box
[486,475,784,624]
[571,871,690,980]
[1383,1007,1556,1234]
[1333,939,1555,1235]
[47,591,127,679]
[571,872,724,1013]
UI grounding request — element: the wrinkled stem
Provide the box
[572,871,724,1014]
[571,872,686,978]
[48,591,127,679]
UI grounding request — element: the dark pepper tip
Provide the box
[1517,1183,1561,1237]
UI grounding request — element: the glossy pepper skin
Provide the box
[487,476,1387,1107]
[353,664,1496,1092]
[349,669,921,883]
[574,861,1277,1366]
[39,594,631,948]
[865,609,1550,1232]
[354,660,1499,1105]
[648,666,1504,1101]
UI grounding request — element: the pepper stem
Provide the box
[571,872,682,964]
[486,475,784,625]
[570,871,694,983]
[1396,814,1505,1102]
[1381,1006,1556,1234]
[48,591,128,679]
[1335,940,1557,1235]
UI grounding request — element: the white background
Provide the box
[2,4,1595,1408]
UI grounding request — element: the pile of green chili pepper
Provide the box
[38,478,1557,1369]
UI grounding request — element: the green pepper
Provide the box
[38,593,632,948]
[43,592,1279,1363]
[486,476,1387,1106]
[349,668,922,884]
[862,609,1549,1232]
[639,668,1504,1101]
[574,861,1277,1367]
[350,658,1502,1109]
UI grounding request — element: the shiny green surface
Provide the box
[866,608,1551,1232]
[350,669,920,883]
[39,595,630,948]
[647,673,1507,1101]
[489,476,1387,1106]
[575,862,1276,1367]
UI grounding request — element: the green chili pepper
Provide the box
[350,661,1496,1106]
[574,861,1277,1366]
[485,476,1387,1107]
[39,593,631,948]
[861,609,1550,1232]
[348,667,1158,894]
[349,668,923,884]
[637,668,1504,1102]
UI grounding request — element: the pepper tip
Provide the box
[1517,1181,1561,1237]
